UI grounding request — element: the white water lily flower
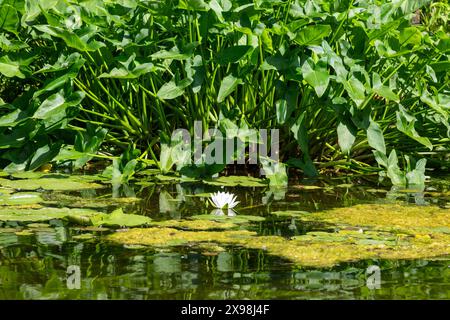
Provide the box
[209,191,239,209]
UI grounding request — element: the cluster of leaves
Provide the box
[0,0,449,187]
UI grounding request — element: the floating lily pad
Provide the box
[0,188,14,195]
[72,233,96,240]
[27,223,51,228]
[43,193,140,209]
[0,193,43,206]
[184,193,213,198]
[148,219,237,230]
[0,207,99,223]
[10,172,63,180]
[270,210,310,218]
[155,174,197,183]
[203,176,267,187]
[291,185,323,190]
[136,169,161,176]
[15,230,34,236]
[90,208,152,227]
[0,178,104,191]
[191,214,265,224]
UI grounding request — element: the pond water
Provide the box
[0,173,449,299]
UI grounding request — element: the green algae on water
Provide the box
[106,202,450,267]
[148,219,238,230]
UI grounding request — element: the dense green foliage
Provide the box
[0,0,449,186]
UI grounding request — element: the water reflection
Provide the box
[0,238,448,299]
[0,175,449,299]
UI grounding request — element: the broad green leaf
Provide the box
[0,109,27,127]
[344,77,366,107]
[28,143,62,171]
[157,78,192,100]
[386,150,406,187]
[33,91,84,120]
[337,120,356,154]
[151,43,197,60]
[216,45,252,65]
[294,25,332,46]
[367,119,386,154]
[406,158,427,187]
[0,4,19,33]
[0,55,25,78]
[275,84,297,124]
[33,25,104,52]
[300,58,330,97]
[396,107,433,150]
[99,63,157,79]
[372,73,399,102]
[178,0,210,11]
[399,27,422,46]
[217,74,242,102]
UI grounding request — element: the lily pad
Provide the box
[0,178,104,191]
[270,210,310,218]
[10,172,63,179]
[0,207,100,223]
[43,193,141,209]
[191,214,265,224]
[0,193,43,206]
[90,208,152,227]
[72,233,96,240]
[0,188,14,195]
[203,176,267,187]
[155,174,197,183]
[148,219,237,230]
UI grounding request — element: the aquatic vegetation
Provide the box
[307,203,450,235]
[270,210,310,218]
[148,219,238,231]
[107,227,256,248]
[43,193,141,210]
[0,0,447,185]
[209,191,239,209]
[0,177,104,191]
[0,207,99,223]
[90,208,152,228]
[191,214,265,224]
[0,192,43,206]
[104,201,450,267]
[106,223,450,268]
[203,176,266,187]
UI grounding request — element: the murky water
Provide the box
[0,174,449,299]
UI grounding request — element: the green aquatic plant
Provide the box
[0,0,448,187]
